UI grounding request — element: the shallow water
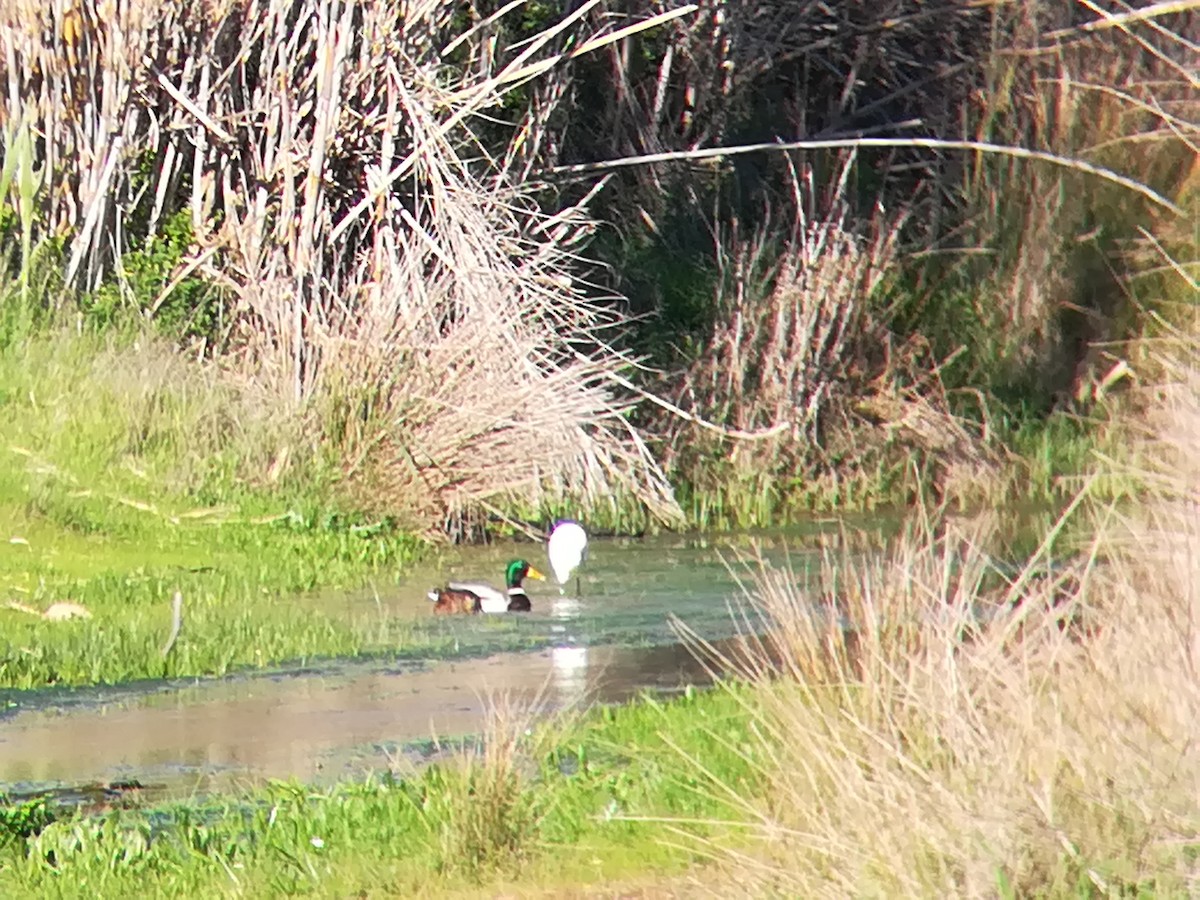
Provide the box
[347,523,853,653]
[0,523,851,802]
[0,643,725,798]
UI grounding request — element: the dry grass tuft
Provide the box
[436,690,553,882]
[694,156,901,445]
[0,0,685,530]
[676,508,1200,896]
[670,320,1200,895]
[311,141,680,533]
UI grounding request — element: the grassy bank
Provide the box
[0,0,1195,892]
[5,465,1199,897]
[0,685,762,897]
[3,332,1200,895]
[0,329,445,688]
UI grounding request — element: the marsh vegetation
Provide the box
[0,0,1196,895]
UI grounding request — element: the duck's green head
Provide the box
[506,559,545,588]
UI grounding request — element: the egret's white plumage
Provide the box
[547,519,588,588]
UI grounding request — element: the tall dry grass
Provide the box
[653,156,906,520]
[669,156,902,449]
[674,501,1199,896]
[670,304,1200,894]
[0,0,688,531]
[950,0,1199,403]
[655,154,1008,517]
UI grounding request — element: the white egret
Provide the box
[547,519,588,594]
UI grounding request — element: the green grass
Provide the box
[667,413,1116,531]
[0,685,763,897]
[0,320,1139,690]
[0,322,764,897]
[0,328,440,689]
[1003,404,1150,510]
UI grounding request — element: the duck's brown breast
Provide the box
[431,589,481,615]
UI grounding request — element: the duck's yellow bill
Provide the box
[526,565,546,580]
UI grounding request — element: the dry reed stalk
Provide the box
[0,0,688,529]
[660,316,1200,894]
[550,137,1184,214]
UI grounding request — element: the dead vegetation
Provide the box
[659,158,906,486]
[640,0,1197,516]
[0,0,690,532]
[0,0,1195,532]
[654,156,1009,519]
[665,255,1200,895]
[668,491,1200,895]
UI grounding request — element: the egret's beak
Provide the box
[526,565,546,580]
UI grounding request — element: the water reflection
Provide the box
[550,645,590,709]
[550,593,583,619]
[0,640,720,797]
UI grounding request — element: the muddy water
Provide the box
[0,525,849,800]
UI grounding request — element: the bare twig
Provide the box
[149,62,236,144]
[549,137,1184,215]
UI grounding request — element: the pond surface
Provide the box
[0,523,854,802]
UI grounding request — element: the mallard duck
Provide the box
[547,519,588,593]
[427,559,545,614]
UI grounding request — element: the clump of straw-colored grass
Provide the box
[672,499,1200,896]
[0,0,688,531]
[656,155,940,522]
[431,690,552,882]
[672,323,1200,898]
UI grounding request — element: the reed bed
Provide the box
[635,0,1197,521]
[1,0,1196,534]
[0,0,689,534]
[669,327,1200,895]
